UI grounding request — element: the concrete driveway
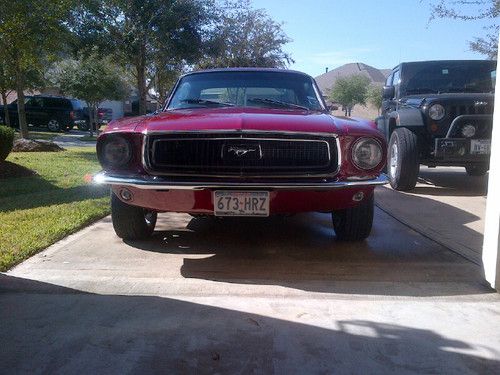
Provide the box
[377,166,488,264]
[2,171,500,374]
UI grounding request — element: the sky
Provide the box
[250,0,496,77]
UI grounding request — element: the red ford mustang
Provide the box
[94,68,388,241]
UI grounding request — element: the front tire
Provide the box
[332,194,374,241]
[78,121,90,131]
[111,192,157,240]
[465,165,488,176]
[388,128,419,191]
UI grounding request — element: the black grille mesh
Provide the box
[146,133,336,176]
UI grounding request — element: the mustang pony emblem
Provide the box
[227,146,258,157]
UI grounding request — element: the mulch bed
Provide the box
[0,160,37,179]
[12,139,65,152]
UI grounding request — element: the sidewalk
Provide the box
[52,131,97,147]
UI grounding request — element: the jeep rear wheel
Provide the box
[465,165,488,176]
[388,128,419,191]
[332,194,374,241]
[111,192,157,240]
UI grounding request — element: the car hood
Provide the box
[109,107,376,137]
[401,93,495,107]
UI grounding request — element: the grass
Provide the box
[0,147,109,271]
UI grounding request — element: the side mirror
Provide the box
[382,86,395,100]
[325,104,339,112]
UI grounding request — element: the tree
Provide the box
[53,52,129,136]
[329,75,371,116]
[79,0,216,115]
[0,0,74,138]
[198,0,293,69]
[149,58,185,108]
[0,58,14,127]
[367,84,383,115]
[429,0,499,59]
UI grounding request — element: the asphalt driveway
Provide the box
[2,195,500,374]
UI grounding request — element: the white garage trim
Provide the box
[482,34,500,290]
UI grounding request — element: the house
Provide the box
[315,62,391,119]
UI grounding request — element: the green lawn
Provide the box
[0,148,110,271]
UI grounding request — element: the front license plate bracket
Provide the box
[214,191,270,217]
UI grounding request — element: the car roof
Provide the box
[392,59,497,70]
[31,95,85,103]
[181,67,314,79]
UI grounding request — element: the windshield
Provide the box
[167,71,325,111]
[401,61,497,95]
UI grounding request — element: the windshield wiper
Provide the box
[180,99,235,107]
[248,98,309,110]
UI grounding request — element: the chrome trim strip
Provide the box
[142,129,339,137]
[93,172,388,191]
[150,137,331,169]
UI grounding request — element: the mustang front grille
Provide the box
[144,133,338,177]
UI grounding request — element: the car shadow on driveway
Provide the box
[1,273,499,375]
[125,208,492,297]
[414,168,488,197]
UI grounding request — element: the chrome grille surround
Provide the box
[142,131,340,178]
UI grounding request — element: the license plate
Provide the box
[470,139,491,155]
[214,191,269,217]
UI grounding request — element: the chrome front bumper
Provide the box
[93,172,388,191]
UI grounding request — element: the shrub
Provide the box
[0,125,15,161]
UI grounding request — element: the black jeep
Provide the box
[376,60,496,191]
[1,95,87,132]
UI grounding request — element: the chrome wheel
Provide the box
[47,119,61,132]
[389,142,398,178]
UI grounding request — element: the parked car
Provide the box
[1,95,87,132]
[80,107,114,131]
[97,107,113,125]
[94,68,388,241]
[377,60,496,190]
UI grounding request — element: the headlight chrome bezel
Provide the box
[428,103,446,121]
[351,137,384,170]
[100,135,132,169]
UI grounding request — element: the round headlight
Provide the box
[352,138,383,170]
[102,136,132,167]
[461,124,476,138]
[429,104,445,121]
